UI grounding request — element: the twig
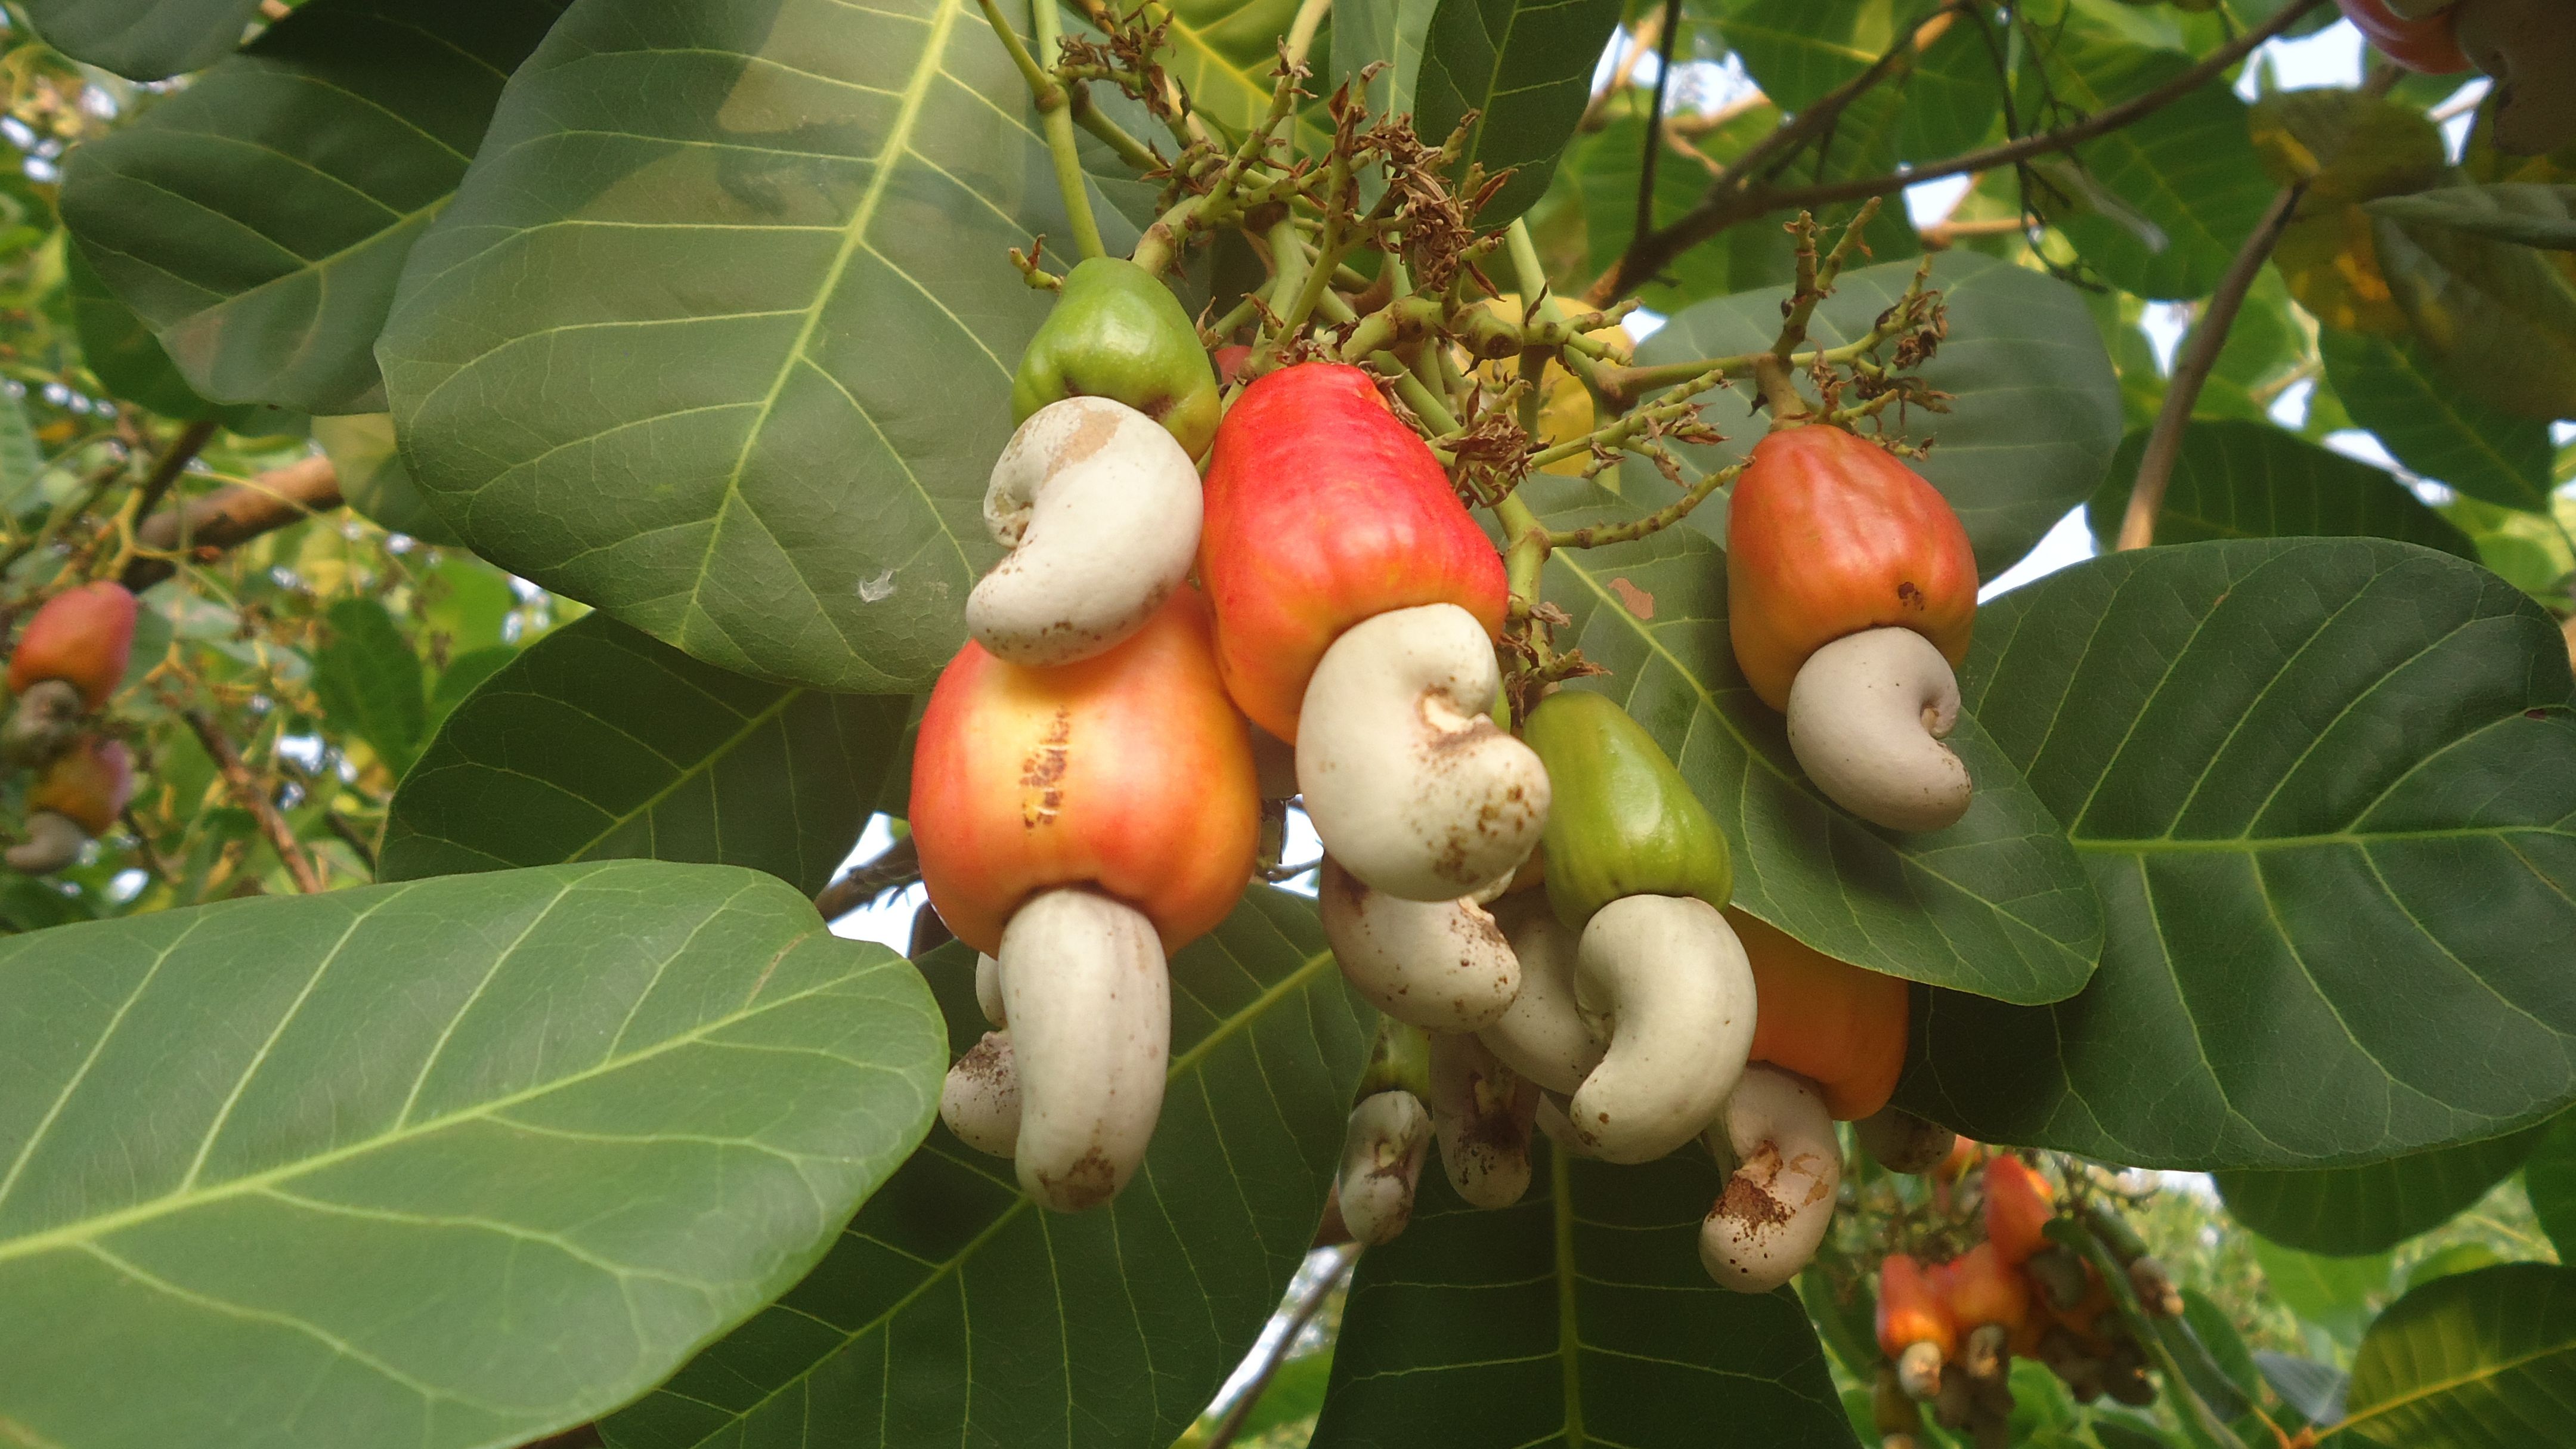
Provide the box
[123,419,219,542]
[812,837,922,922]
[2116,183,2306,550]
[1205,1246,1358,1449]
[1578,9,1663,134]
[184,708,326,894]
[1631,0,1685,247]
[1590,0,2329,304]
[1024,0,1106,259]
[120,453,342,592]
[322,812,379,874]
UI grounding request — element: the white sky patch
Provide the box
[1981,506,2098,600]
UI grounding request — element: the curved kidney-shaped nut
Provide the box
[1478,894,1602,1094]
[1569,894,1755,1163]
[1337,1089,1433,1244]
[1298,603,1549,900]
[1320,858,1519,1030]
[5,811,87,874]
[1532,1091,1599,1159]
[975,952,1007,1027]
[999,888,1170,1211]
[1699,1066,1842,1292]
[968,397,1203,668]
[940,1030,1021,1157]
[0,679,84,769]
[1429,1031,1539,1208]
[1855,1105,1955,1174]
[1787,627,1973,833]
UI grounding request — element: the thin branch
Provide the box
[322,811,379,874]
[124,419,219,541]
[1024,0,1106,259]
[1631,0,1685,246]
[2115,183,2306,550]
[120,453,342,592]
[1205,1246,1357,1449]
[1578,9,1664,134]
[184,708,326,894]
[1589,0,2329,304]
[813,837,921,922]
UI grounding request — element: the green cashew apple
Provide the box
[1522,689,1732,930]
[1013,258,1221,457]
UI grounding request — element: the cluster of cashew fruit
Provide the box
[1,581,138,873]
[1870,1151,2184,1449]
[2333,0,2571,153]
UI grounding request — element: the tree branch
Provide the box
[184,708,326,894]
[1631,0,1685,247]
[1588,0,2329,304]
[2115,182,2306,550]
[813,836,921,922]
[120,453,342,592]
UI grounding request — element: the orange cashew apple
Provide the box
[1731,908,1911,1120]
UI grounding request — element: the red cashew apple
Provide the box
[8,581,139,710]
[1982,1154,2056,1267]
[2336,0,2470,72]
[1877,1252,1960,1400]
[9,734,133,873]
[1730,909,1911,1120]
[1198,361,1506,743]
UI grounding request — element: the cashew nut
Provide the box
[0,679,83,769]
[998,887,1170,1211]
[1699,1066,1841,1292]
[1476,893,1602,1094]
[1569,894,1756,1163]
[1533,1091,1599,1159]
[1297,603,1549,900]
[1428,1031,1538,1209]
[1319,858,1519,1030]
[940,1030,1021,1157]
[1785,626,1973,833]
[1856,1106,1955,1174]
[975,952,1006,1027]
[1336,1089,1433,1244]
[967,397,1203,668]
[5,811,86,874]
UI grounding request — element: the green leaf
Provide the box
[1901,539,2576,1169]
[66,243,298,436]
[1709,0,2002,163]
[2408,1242,2507,1292]
[380,613,906,897]
[2086,420,2477,557]
[1526,473,2103,1004]
[2215,1125,2552,1256]
[599,886,1371,1448]
[2367,185,2576,254]
[2521,1111,2576,1261]
[2374,207,2576,422]
[311,596,429,776]
[2173,1287,2264,1416]
[61,0,565,415]
[20,0,262,79]
[1329,0,1438,120]
[1414,0,1626,225]
[2249,89,2447,205]
[1628,251,2126,579]
[2320,330,2558,513]
[312,413,466,546]
[2254,1349,2348,1425]
[0,386,42,507]
[2250,1237,2394,1343]
[1308,1143,1857,1448]
[379,0,1141,693]
[2337,1263,2576,1447]
[1155,0,1309,137]
[426,643,515,729]
[0,860,945,1449]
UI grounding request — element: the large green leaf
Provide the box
[2334,1264,2576,1447]
[599,885,1370,1448]
[1526,474,2102,1004]
[1327,0,1437,119]
[2320,330,2558,513]
[2367,185,2576,254]
[66,244,298,436]
[2376,208,2576,422]
[21,0,262,79]
[1309,1141,1856,1448]
[2215,1124,2552,1256]
[1627,251,2125,580]
[311,595,431,776]
[1710,0,2001,163]
[1156,0,1309,136]
[62,0,564,416]
[2086,420,2476,557]
[380,0,1141,694]
[2253,1238,2394,1345]
[1413,0,1625,225]
[2521,1111,2576,1261]
[380,612,907,896]
[1902,539,2576,1169]
[0,860,944,1449]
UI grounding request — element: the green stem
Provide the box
[1545,460,1739,548]
[1067,85,1162,172]
[1283,0,1332,69]
[993,0,1106,259]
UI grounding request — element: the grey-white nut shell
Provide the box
[1477,893,1603,1095]
[5,810,87,874]
[1785,626,1973,833]
[1698,1065,1841,1292]
[974,952,1007,1027]
[1296,603,1550,901]
[999,887,1170,1211]
[1318,858,1520,1031]
[1337,1089,1433,1245]
[1854,1104,1954,1175]
[1568,893,1756,1164]
[967,397,1203,668]
[1428,1030,1538,1209]
[940,1030,1022,1157]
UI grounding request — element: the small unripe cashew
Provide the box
[1,679,84,769]
[1318,858,1519,1030]
[1785,626,1973,833]
[1297,603,1550,901]
[1477,894,1602,1094]
[940,1030,1021,1157]
[1569,894,1757,1164]
[998,887,1170,1211]
[1336,1089,1432,1244]
[967,397,1203,668]
[1856,1106,1955,1174]
[1428,1031,1538,1209]
[6,811,88,874]
[975,952,1006,1027]
[1699,1066,1841,1292]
